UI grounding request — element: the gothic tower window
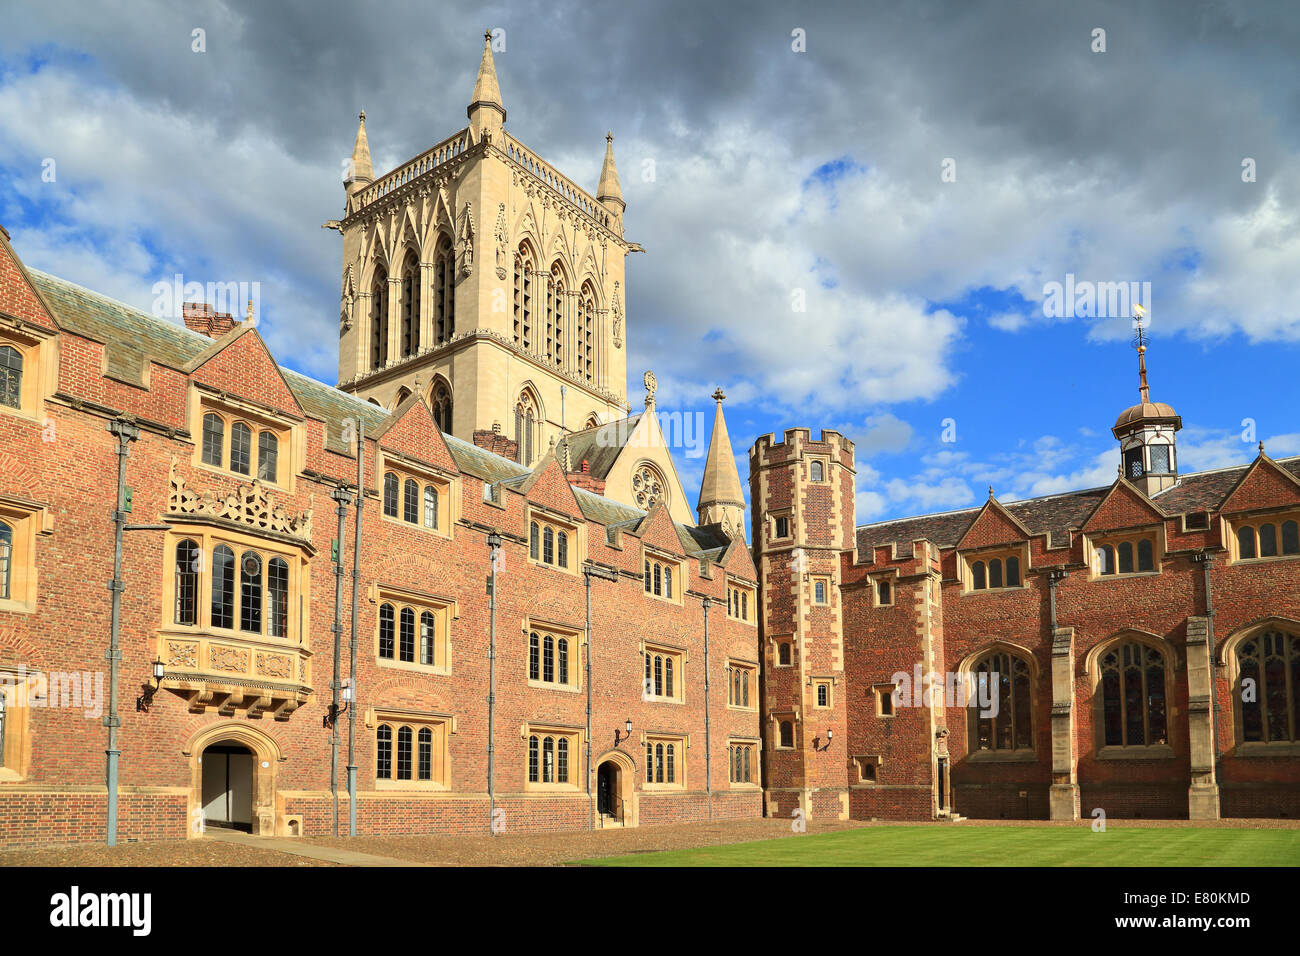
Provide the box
[1098,640,1168,748]
[579,281,597,383]
[400,250,419,357]
[1235,630,1300,743]
[515,389,539,465]
[370,265,389,370]
[548,261,565,367]
[430,378,453,433]
[434,236,455,344]
[513,243,536,351]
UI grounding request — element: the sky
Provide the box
[2,0,1299,529]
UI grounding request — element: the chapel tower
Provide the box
[334,33,633,462]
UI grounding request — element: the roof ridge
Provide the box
[28,267,214,345]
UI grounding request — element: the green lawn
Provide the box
[576,826,1300,867]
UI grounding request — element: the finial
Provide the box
[1259,440,1265,455]
[712,386,726,403]
[1118,463,1124,478]
[643,370,657,409]
[1132,305,1151,404]
[359,109,366,123]
[245,299,254,323]
[484,29,493,42]
[606,131,613,144]
[987,485,994,499]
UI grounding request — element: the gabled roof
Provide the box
[563,414,642,479]
[858,454,1300,561]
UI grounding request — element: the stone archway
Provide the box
[594,748,637,828]
[184,722,284,837]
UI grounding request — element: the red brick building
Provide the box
[0,226,762,848]
[750,355,1300,822]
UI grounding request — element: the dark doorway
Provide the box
[201,743,254,832]
[597,761,618,817]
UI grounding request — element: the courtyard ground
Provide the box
[1,817,1297,867]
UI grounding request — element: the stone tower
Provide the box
[334,33,633,463]
[749,428,856,822]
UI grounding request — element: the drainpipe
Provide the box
[703,596,713,822]
[487,531,501,834]
[1048,568,1066,632]
[105,418,139,847]
[1195,551,1221,769]
[583,563,618,831]
[329,485,353,837]
[347,421,364,836]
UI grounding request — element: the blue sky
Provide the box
[2,1,1299,532]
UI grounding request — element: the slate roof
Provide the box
[25,268,735,561]
[857,455,1300,561]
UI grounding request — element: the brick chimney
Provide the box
[182,302,241,338]
[566,458,606,495]
[473,422,518,461]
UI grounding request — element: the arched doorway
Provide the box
[594,750,637,828]
[201,742,254,832]
[184,722,283,837]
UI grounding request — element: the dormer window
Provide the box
[1234,516,1300,562]
[1092,534,1158,577]
[965,550,1023,591]
[196,401,291,487]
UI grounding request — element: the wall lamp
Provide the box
[613,717,633,746]
[135,657,165,712]
[815,727,834,752]
[324,678,354,729]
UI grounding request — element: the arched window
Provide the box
[210,544,235,629]
[420,611,436,665]
[970,650,1032,752]
[435,237,454,344]
[644,560,651,592]
[877,579,891,605]
[664,657,674,697]
[399,606,416,663]
[201,413,224,466]
[383,472,399,517]
[515,390,538,465]
[664,566,673,599]
[1005,556,1020,587]
[0,344,21,409]
[1283,520,1300,555]
[988,559,1003,589]
[817,683,828,707]
[230,422,252,475]
[543,526,554,565]
[400,251,419,357]
[430,379,453,433]
[1238,526,1257,559]
[174,538,199,625]
[1118,541,1134,574]
[1097,545,1115,575]
[972,561,986,590]
[1236,630,1300,743]
[529,522,539,560]
[403,478,419,524]
[653,563,662,596]
[1098,640,1168,747]
[810,460,824,482]
[654,743,664,783]
[238,551,262,633]
[557,737,569,783]
[543,634,555,683]
[528,735,539,782]
[779,720,794,748]
[542,736,555,783]
[529,632,540,680]
[778,642,791,666]
[423,485,438,529]
[396,726,413,780]
[378,603,395,659]
[1259,523,1278,558]
[257,431,278,483]
[557,638,569,685]
[545,263,563,365]
[376,725,392,779]
[267,557,289,638]
[513,243,535,350]
[1138,539,1155,571]
[579,280,597,382]
[654,655,663,696]
[664,743,675,784]
[556,530,568,568]
[370,265,389,370]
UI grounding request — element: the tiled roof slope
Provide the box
[563,414,642,478]
[27,268,732,561]
[857,456,1300,560]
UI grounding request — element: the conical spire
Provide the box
[597,131,624,210]
[698,388,746,536]
[347,110,373,186]
[467,31,506,128]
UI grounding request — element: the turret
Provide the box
[1112,313,1180,496]
[467,30,506,141]
[697,388,746,538]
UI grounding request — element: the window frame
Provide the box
[642,548,683,605]
[642,733,687,789]
[727,738,760,787]
[642,641,686,704]
[726,660,758,711]
[371,710,452,789]
[191,394,294,490]
[1231,513,1300,565]
[527,508,581,575]
[526,622,581,692]
[0,497,47,613]
[377,452,455,539]
[1088,529,1162,579]
[523,723,583,791]
[373,586,455,674]
[961,546,1028,594]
